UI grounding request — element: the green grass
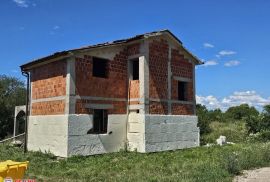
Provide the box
[1,143,270,181]
[202,121,248,144]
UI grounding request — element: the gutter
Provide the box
[22,71,30,153]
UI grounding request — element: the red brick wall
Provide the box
[75,53,128,98]
[31,60,66,115]
[150,101,168,115]
[31,61,66,99]
[75,44,140,114]
[172,103,193,115]
[149,39,169,100]
[32,100,65,115]
[129,80,140,98]
[76,99,126,114]
[171,48,194,115]
[148,39,169,115]
[148,40,194,115]
[171,49,193,79]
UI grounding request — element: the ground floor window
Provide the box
[88,109,108,134]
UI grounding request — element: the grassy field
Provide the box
[202,121,248,144]
[1,143,270,182]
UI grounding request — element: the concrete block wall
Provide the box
[144,115,199,152]
[68,114,127,156]
[127,114,199,153]
[27,115,68,157]
[28,114,127,157]
[127,113,145,152]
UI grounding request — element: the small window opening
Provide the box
[178,81,188,101]
[131,59,139,80]
[88,109,108,134]
[92,57,108,78]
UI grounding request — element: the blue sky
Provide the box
[1,0,270,110]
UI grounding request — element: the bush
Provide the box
[202,121,248,144]
[247,130,270,143]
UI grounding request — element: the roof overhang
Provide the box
[20,29,203,72]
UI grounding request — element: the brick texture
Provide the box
[171,103,193,115]
[75,44,141,114]
[31,61,66,99]
[76,99,126,114]
[149,101,168,115]
[149,39,169,100]
[129,80,140,98]
[31,100,65,115]
[171,48,194,115]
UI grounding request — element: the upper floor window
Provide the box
[92,57,108,78]
[178,81,188,101]
[132,59,139,80]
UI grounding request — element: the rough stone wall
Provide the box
[30,61,66,115]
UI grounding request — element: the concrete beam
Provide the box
[65,56,76,114]
[173,76,192,82]
[139,40,149,114]
[85,104,114,110]
[168,44,172,114]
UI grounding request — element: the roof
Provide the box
[20,29,203,71]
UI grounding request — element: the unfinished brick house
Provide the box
[20,30,203,157]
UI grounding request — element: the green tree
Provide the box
[0,75,26,139]
[225,104,259,121]
[246,105,270,134]
[259,105,270,131]
[196,104,211,136]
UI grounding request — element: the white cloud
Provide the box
[197,91,270,111]
[201,60,218,67]
[218,50,237,56]
[203,43,214,48]
[224,60,241,67]
[13,0,29,8]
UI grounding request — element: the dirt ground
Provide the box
[234,167,270,182]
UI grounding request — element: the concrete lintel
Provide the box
[173,76,192,82]
[129,98,140,102]
[128,54,143,60]
[129,104,144,110]
[31,96,66,103]
[149,98,193,105]
[76,96,126,102]
[85,104,114,110]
